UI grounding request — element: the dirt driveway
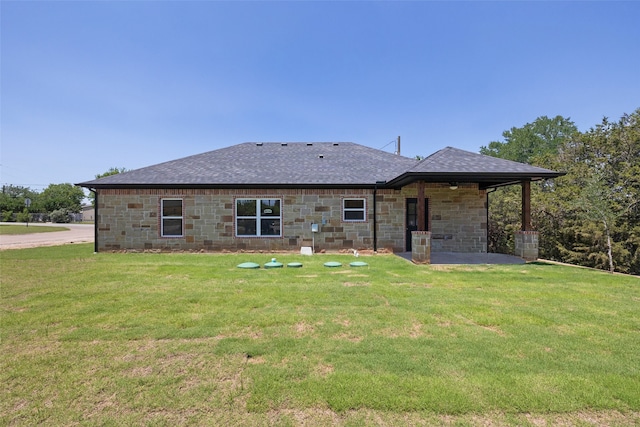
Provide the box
[0,223,94,250]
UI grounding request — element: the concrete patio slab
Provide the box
[396,251,526,265]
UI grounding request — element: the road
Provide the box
[0,223,94,250]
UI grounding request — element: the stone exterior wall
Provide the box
[95,183,487,253]
[395,183,487,253]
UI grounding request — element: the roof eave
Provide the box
[76,182,382,190]
[385,171,566,189]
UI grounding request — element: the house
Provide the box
[76,142,563,262]
[82,205,95,222]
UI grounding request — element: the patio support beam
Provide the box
[417,180,426,231]
[521,180,531,231]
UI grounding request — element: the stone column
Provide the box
[515,230,539,261]
[411,231,431,264]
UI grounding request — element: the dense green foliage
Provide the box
[2,245,639,425]
[0,185,40,215]
[1,167,127,220]
[38,183,85,213]
[485,109,640,275]
[0,183,85,221]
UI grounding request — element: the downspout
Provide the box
[373,181,386,253]
[91,189,98,253]
[373,185,378,252]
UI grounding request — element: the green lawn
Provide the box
[1,244,639,426]
[0,224,69,235]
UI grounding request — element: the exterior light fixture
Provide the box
[449,182,458,190]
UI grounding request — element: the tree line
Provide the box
[0,183,86,223]
[482,108,639,275]
[1,168,127,223]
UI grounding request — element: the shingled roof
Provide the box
[78,142,417,188]
[386,146,564,189]
[77,142,563,189]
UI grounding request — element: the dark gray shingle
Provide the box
[77,143,563,188]
[78,142,417,187]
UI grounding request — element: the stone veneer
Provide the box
[514,230,539,261]
[95,183,487,253]
[411,231,432,264]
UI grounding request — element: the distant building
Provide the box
[82,205,95,222]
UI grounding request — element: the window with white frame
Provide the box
[343,198,366,221]
[236,198,281,237]
[161,199,183,237]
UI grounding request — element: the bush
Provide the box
[2,210,14,222]
[50,209,71,223]
[16,209,31,223]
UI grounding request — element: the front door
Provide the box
[406,198,428,251]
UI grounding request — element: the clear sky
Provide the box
[2,1,639,191]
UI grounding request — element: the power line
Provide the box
[379,138,397,151]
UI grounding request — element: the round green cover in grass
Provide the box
[287,262,303,268]
[349,261,369,267]
[324,261,342,268]
[264,261,284,269]
[237,262,260,269]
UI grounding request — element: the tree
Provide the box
[39,183,85,213]
[483,116,577,256]
[0,185,40,219]
[552,109,640,274]
[574,173,620,273]
[480,116,578,166]
[95,167,128,179]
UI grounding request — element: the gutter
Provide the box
[88,188,98,253]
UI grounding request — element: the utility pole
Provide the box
[395,136,401,156]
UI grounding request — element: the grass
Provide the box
[1,244,639,426]
[0,224,69,235]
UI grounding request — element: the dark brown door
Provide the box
[406,198,428,251]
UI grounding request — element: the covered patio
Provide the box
[384,147,565,264]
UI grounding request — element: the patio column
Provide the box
[515,180,539,261]
[411,231,431,264]
[521,179,531,231]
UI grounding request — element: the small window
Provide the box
[161,199,183,237]
[236,198,281,237]
[343,198,366,221]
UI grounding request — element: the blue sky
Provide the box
[2,1,639,191]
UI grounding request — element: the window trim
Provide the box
[160,198,184,237]
[343,198,367,222]
[235,198,282,237]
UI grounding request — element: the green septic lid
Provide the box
[237,262,260,269]
[264,261,284,269]
[350,261,369,267]
[287,262,303,268]
[324,261,342,268]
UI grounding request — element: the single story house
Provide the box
[77,142,563,262]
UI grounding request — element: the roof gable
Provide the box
[412,146,558,174]
[385,146,564,188]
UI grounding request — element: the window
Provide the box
[161,199,183,237]
[236,198,281,237]
[343,198,366,221]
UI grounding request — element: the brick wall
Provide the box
[96,183,487,253]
